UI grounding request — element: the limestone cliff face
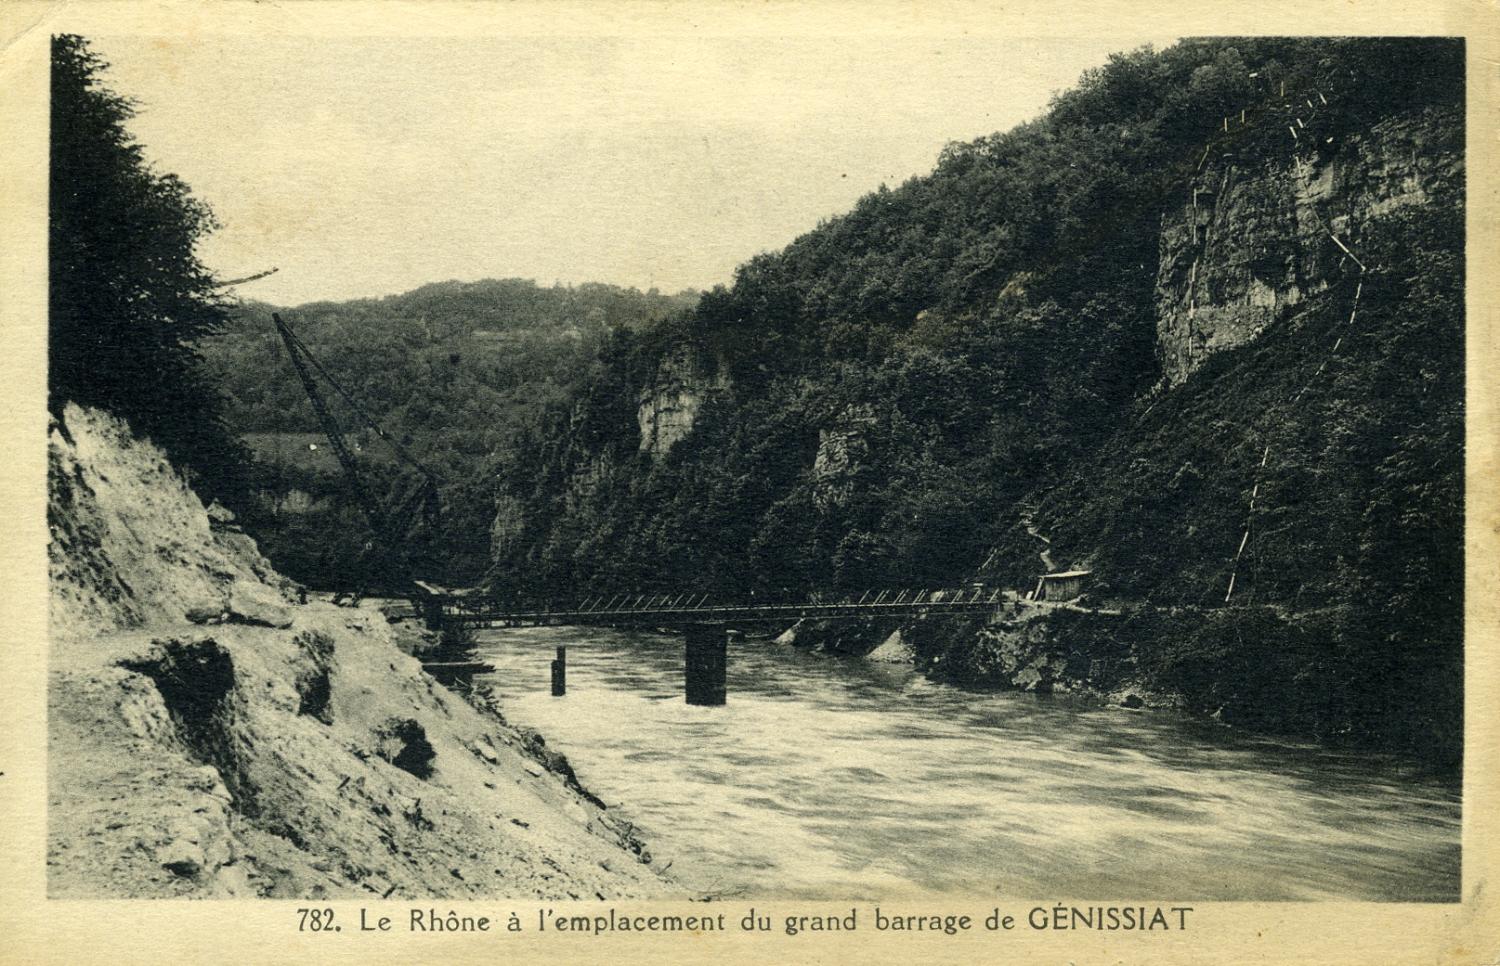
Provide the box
[1155,106,1461,384]
[489,493,527,560]
[810,405,878,509]
[636,346,728,459]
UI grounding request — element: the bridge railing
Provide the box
[440,586,1011,627]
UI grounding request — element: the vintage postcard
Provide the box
[1,1,1496,963]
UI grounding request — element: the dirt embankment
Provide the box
[47,403,673,899]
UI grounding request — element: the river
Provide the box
[475,626,1460,901]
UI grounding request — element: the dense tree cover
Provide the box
[201,280,696,585]
[488,38,1463,757]
[671,38,1460,377]
[995,203,1464,611]
[495,37,1461,593]
[50,35,247,501]
[943,202,1464,761]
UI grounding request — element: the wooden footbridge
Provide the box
[436,585,1010,630]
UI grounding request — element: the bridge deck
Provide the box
[441,587,1010,628]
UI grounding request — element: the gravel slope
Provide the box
[47,403,674,899]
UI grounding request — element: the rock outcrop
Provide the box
[810,405,878,509]
[48,403,672,899]
[636,346,728,458]
[1154,106,1461,384]
[489,493,528,560]
[865,629,913,664]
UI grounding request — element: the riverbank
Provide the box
[47,403,673,898]
[780,599,1461,772]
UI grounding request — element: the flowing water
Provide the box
[476,626,1460,901]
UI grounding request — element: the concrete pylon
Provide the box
[684,624,728,706]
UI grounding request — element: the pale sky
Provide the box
[91,34,1179,306]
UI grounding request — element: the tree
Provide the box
[50,34,246,500]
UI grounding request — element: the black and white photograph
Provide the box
[6,2,1496,961]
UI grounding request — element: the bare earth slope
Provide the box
[47,403,671,899]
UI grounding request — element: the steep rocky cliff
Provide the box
[1155,106,1461,384]
[48,403,673,898]
[636,346,728,458]
[810,404,878,509]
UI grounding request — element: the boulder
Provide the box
[184,599,228,625]
[866,629,914,664]
[773,620,803,646]
[158,838,205,878]
[226,583,294,629]
[205,502,237,527]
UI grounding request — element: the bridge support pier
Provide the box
[684,624,727,706]
[421,596,445,632]
[551,645,567,696]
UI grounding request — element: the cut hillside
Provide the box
[48,403,673,899]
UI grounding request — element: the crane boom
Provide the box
[271,312,438,617]
[272,313,390,536]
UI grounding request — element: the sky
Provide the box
[92,33,1181,307]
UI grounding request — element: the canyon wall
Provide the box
[1155,106,1462,384]
[636,346,729,459]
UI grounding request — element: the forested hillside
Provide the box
[201,280,696,584]
[485,37,1464,758]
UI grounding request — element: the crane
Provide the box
[271,312,444,624]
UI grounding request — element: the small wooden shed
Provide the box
[1032,570,1092,602]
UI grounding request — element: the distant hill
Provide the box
[208,279,696,435]
[200,278,697,585]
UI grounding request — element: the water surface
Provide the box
[477,627,1460,900]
